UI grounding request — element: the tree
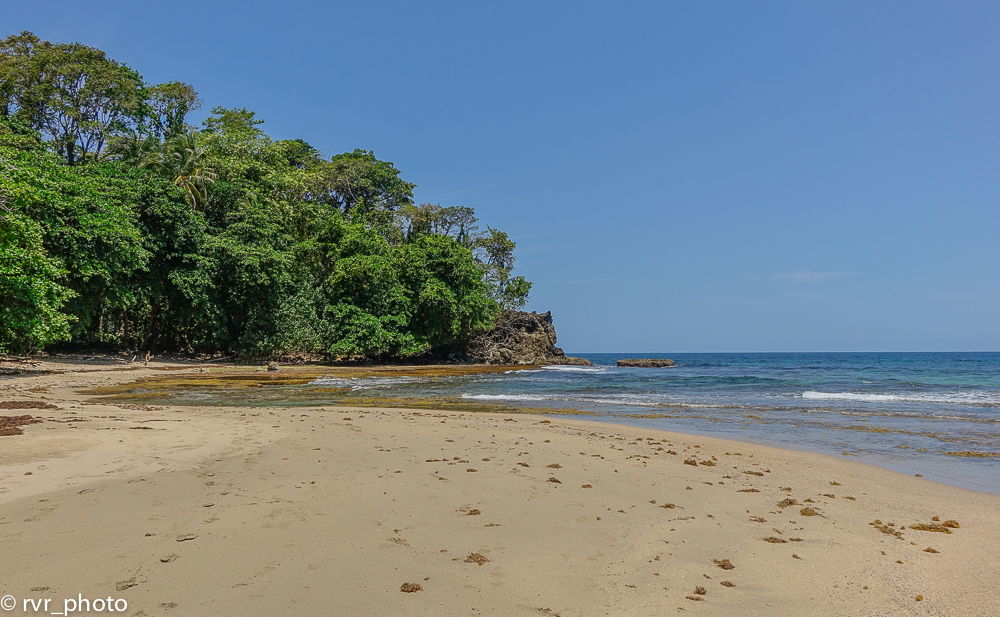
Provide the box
[146,81,199,140]
[141,133,218,208]
[0,31,146,165]
[0,210,74,353]
[474,228,532,310]
[400,204,478,244]
[314,149,414,216]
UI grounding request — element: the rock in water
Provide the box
[466,310,591,365]
[617,358,676,368]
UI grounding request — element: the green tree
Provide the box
[141,133,218,208]
[0,210,74,353]
[474,228,532,310]
[0,31,146,165]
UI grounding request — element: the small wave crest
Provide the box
[311,376,421,390]
[540,365,609,373]
[801,390,1000,405]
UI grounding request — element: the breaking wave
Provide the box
[801,390,1000,406]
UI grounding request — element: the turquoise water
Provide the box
[314,352,1000,493]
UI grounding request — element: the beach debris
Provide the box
[777,498,798,508]
[465,552,490,565]
[547,477,562,484]
[400,583,423,593]
[712,558,735,570]
[749,516,766,523]
[175,533,198,542]
[546,463,562,469]
[799,507,820,517]
[467,509,481,516]
[115,578,138,591]
[160,554,179,563]
[870,520,904,538]
[743,470,764,476]
[683,459,698,466]
[923,547,939,553]
[0,415,44,436]
[466,468,478,472]
[693,586,707,595]
[910,523,953,534]
[915,595,924,601]
[581,484,593,488]
[738,488,760,493]
[1,401,57,410]
[763,536,787,543]
[720,580,735,587]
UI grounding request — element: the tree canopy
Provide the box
[0,31,531,358]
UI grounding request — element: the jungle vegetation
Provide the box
[0,31,531,359]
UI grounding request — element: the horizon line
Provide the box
[567,350,1000,354]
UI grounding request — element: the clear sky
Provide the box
[3,1,998,352]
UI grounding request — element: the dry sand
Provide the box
[1,359,998,616]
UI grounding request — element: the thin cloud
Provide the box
[771,271,845,283]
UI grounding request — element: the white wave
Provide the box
[801,391,1000,405]
[311,376,421,391]
[461,393,551,401]
[540,365,609,373]
[460,392,702,407]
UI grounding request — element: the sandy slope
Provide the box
[1,360,998,617]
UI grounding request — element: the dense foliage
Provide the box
[0,31,531,358]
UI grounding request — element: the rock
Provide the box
[616,358,676,368]
[115,578,138,591]
[465,310,591,366]
[266,362,279,371]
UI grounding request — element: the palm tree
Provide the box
[141,133,217,208]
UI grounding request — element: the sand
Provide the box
[1,358,998,616]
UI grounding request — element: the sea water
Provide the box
[318,352,1000,493]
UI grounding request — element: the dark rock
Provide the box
[617,358,676,368]
[466,310,591,366]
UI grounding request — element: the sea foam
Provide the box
[801,390,1000,405]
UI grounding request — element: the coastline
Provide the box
[2,360,999,616]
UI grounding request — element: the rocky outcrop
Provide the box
[466,311,591,365]
[617,358,676,368]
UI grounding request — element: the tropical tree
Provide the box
[141,133,218,208]
[0,31,146,165]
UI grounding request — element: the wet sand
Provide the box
[1,359,998,616]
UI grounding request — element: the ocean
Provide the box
[315,352,1000,493]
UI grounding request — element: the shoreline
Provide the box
[1,360,999,615]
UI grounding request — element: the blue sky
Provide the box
[4,1,998,352]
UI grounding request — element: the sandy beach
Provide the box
[1,359,998,617]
